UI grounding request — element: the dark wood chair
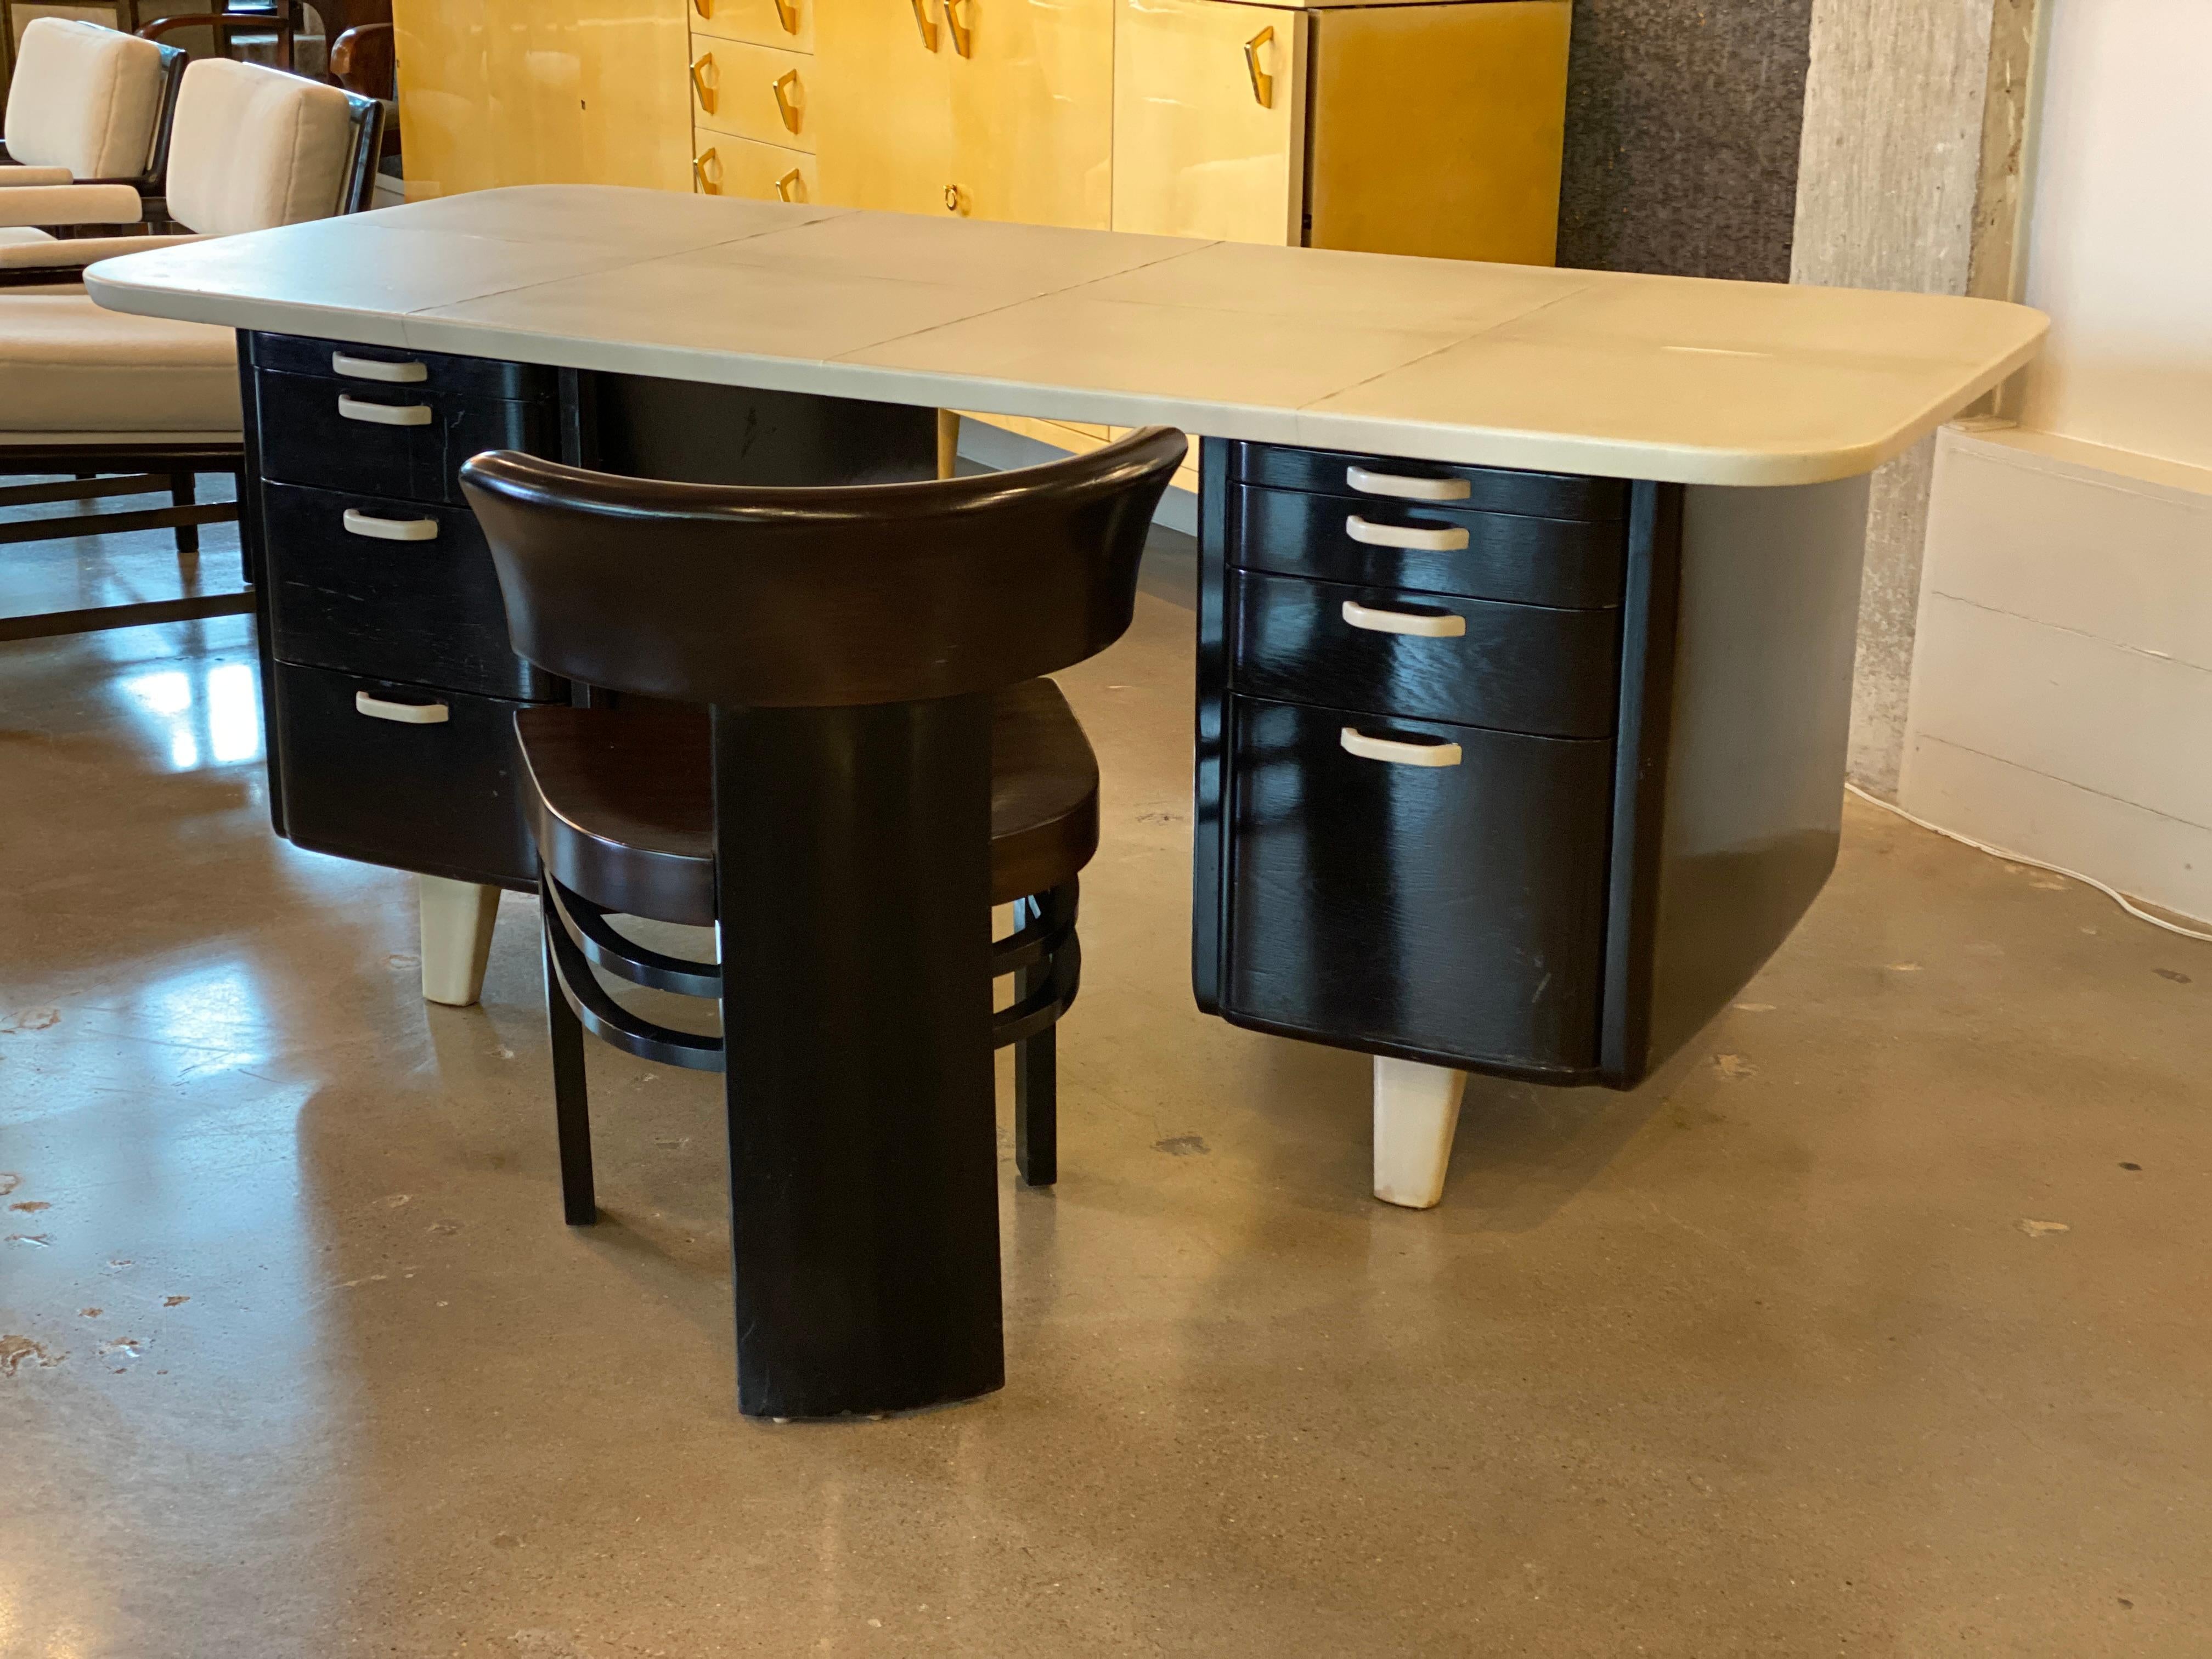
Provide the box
[137,1,300,72]
[460,426,1184,1418]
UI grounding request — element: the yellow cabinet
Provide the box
[944,0,1115,230]
[689,0,812,54]
[818,0,1111,230]
[1110,0,1306,245]
[691,37,815,152]
[814,0,953,214]
[1304,1,1569,263]
[394,0,694,198]
[694,133,818,203]
[1110,0,1568,261]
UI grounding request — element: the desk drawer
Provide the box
[1232,483,1624,610]
[691,39,814,154]
[256,368,559,507]
[1223,696,1612,1071]
[252,333,556,402]
[1228,441,1628,524]
[261,481,561,703]
[273,662,536,888]
[1231,571,1619,740]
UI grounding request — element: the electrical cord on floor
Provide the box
[1844,782,2212,945]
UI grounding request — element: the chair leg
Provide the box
[171,473,198,557]
[543,918,597,1226]
[1013,961,1057,1189]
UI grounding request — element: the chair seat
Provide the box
[517,679,1102,927]
[0,292,240,432]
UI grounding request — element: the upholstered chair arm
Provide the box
[0,232,202,287]
[0,183,145,227]
[0,165,80,188]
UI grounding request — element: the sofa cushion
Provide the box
[1,19,165,181]
[165,58,359,237]
[0,294,239,432]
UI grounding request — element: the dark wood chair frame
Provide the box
[461,429,1183,1418]
[0,86,382,645]
[538,865,1082,1219]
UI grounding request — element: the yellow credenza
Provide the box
[394,0,1570,477]
[391,0,696,197]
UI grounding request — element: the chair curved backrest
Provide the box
[2,18,167,181]
[461,426,1189,708]
[163,56,365,235]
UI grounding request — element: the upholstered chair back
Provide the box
[2,19,166,180]
[165,58,359,238]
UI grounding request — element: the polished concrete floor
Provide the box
[3,507,2210,1657]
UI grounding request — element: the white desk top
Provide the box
[85,186,2047,487]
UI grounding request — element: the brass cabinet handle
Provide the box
[943,0,972,58]
[909,0,938,49]
[690,52,718,115]
[772,0,799,32]
[944,183,964,215]
[693,147,722,194]
[1244,26,1274,109]
[775,167,804,202]
[772,69,802,134]
[691,0,710,15]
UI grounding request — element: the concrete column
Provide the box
[1791,0,2041,794]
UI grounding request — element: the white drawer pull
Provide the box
[1346,465,1471,503]
[1345,514,1469,552]
[1341,599,1466,639]
[332,352,428,384]
[337,394,432,427]
[356,691,449,725]
[343,509,439,543]
[1340,727,1462,768]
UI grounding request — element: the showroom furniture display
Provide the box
[388,0,1571,488]
[0,18,182,196]
[454,430,1176,1414]
[0,54,380,641]
[86,188,2045,1248]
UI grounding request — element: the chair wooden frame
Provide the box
[0,87,382,642]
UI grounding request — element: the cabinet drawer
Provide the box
[692,0,812,53]
[1229,441,1627,524]
[1232,483,1624,610]
[691,39,814,154]
[694,133,817,205]
[261,481,561,703]
[273,662,536,889]
[1231,570,1619,739]
[251,333,556,402]
[256,369,560,507]
[1223,696,1612,1071]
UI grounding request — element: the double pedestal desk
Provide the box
[88,187,2043,1413]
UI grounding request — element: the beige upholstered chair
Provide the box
[0,18,177,189]
[0,54,380,641]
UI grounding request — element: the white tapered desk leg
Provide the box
[419,874,501,1007]
[1372,1057,1467,1209]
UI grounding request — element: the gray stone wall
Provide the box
[1557,0,1815,283]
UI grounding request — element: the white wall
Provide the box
[2015,0,2212,471]
[1901,0,2212,922]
